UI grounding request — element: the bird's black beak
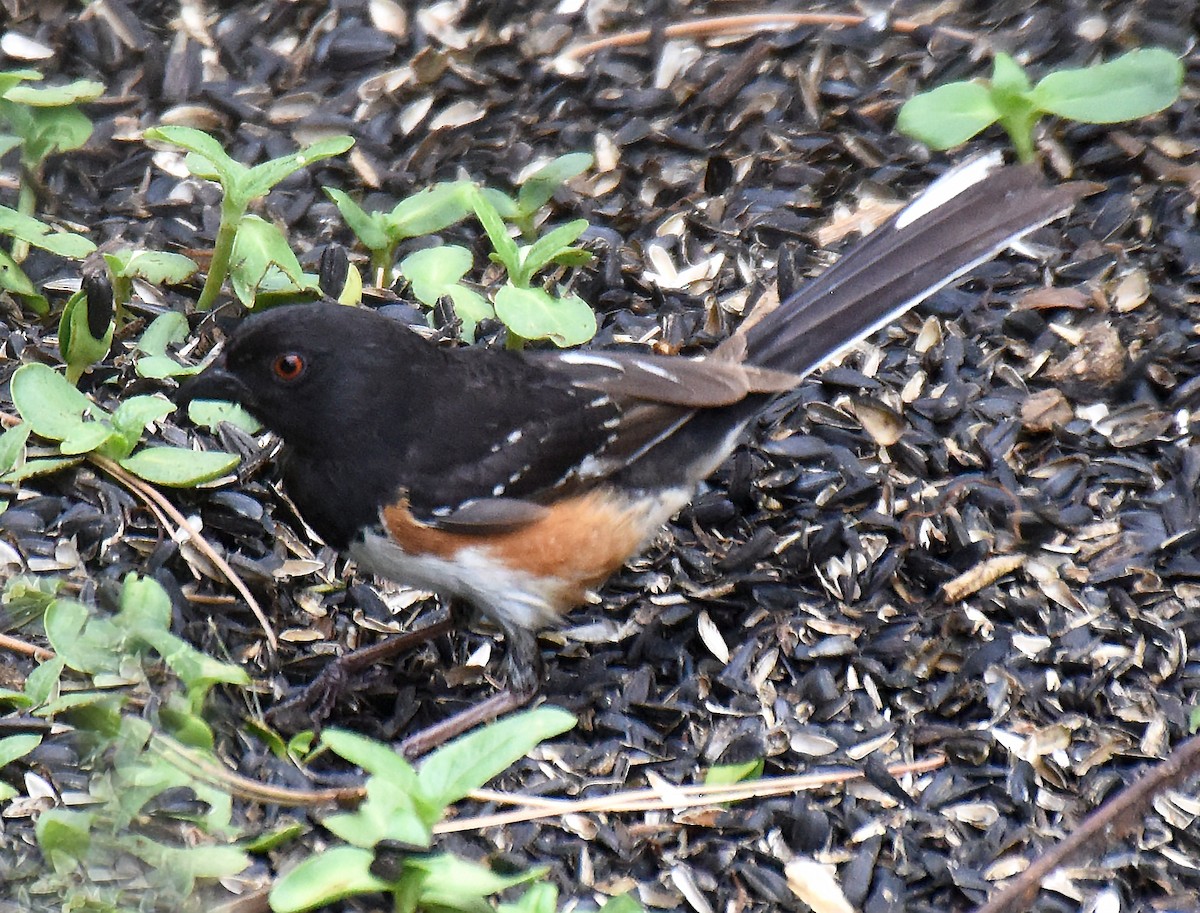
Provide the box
[174,355,250,414]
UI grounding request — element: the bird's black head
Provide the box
[177,302,431,452]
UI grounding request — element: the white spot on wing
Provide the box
[506,429,523,444]
[633,360,678,381]
[557,352,625,370]
[894,152,1002,230]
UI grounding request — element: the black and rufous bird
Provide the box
[179,156,1079,747]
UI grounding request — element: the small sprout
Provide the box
[6,362,237,487]
[0,204,97,315]
[143,125,353,310]
[227,214,318,307]
[898,48,1183,163]
[399,245,493,341]
[0,70,105,259]
[101,247,199,324]
[270,708,575,913]
[324,180,475,287]
[58,275,115,384]
[317,244,362,304]
[471,189,596,349]
[487,152,595,237]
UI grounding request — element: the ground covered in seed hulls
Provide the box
[1,1,1199,911]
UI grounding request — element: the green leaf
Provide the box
[704,756,764,786]
[0,134,21,158]
[2,456,82,483]
[35,808,94,868]
[895,81,1001,150]
[408,853,546,909]
[23,655,64,706]
[59,420,116,456]
[324,187,391,252]
[144,125,242,185]
[0,204,96,258]
[400,245,474,304]
[417,707,575,809]
[0,247,46,313]
[59,288,114,384]
[447,286,494,342]
[322,728,419,788]
[389,180,475,239]
[473,190,521,276]
[109,395,174,456]
[0,423,30,474]
[136,355,200,380]
[10,363,109,440]
[136,311,190,356]
[499,882,558,913]
[187,399,262,434]
[0,733,41,768]
[493,285,597,347]
[322,777,431,848]
[597,894,646,913]
[228,215,313,306]
[518,219,589,283]
[106,249,198,284]
[5,79,104,107]
[1033,47,1184,123]
[481,187,519,219]
[269,845,389,913]
[12,104,94,163]
[44,598,122,675]
[0,69,42,96]
[990,53,1032,95]
[517,152,593,214]
[241,134,354,201]
[118,446,239,487]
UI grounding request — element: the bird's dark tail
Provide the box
[738,154,1083,376]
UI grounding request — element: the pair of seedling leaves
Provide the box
[897,47,1183,163]
[1,312,255,488]
[325,150,597,347]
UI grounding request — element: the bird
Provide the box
[178,155,1080,752]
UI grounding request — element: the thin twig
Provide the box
[90,453,278,651]
[435,754,946,833]
[555,13,976,64]
[150,732,362,807]
[974,734,1200,913]
[0,631,54,661]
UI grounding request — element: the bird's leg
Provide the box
[265,614,455,731]
[397,625,544,758]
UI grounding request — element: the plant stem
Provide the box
[196,196,244,311]
[10,166,38,263]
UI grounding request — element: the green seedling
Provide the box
[0,203,96,314]
[269,707,576,913]
[897,48,1183,163]
[324,180,475,287]
[3,362,237,487]
[471,189,596,349]
[143,125,353,310]
[102,246,199,319]
[398,244,493,341]
[58,251,201,382]
[481,152,594,237]
[316,244,363,304]
[0,70,105,260]
[58,275,114,384]
[10,575,251,909]
[228,213,320,307]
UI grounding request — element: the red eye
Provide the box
[272,353,306,381]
